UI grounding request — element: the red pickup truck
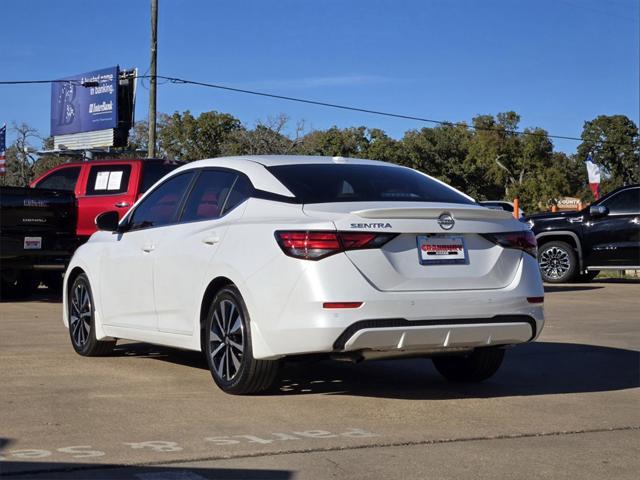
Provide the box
[30,158,181,239]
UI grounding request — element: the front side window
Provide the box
[267,164,474,204]
[602,188,640,214]
[35,166,81,191]
[128,172,194,230]
[86,165,132,196]
[181,170,239,222]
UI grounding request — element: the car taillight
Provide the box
[275,231,397,260]
[483,230,537,257]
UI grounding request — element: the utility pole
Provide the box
[148,0,158,158]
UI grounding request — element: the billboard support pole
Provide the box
[148,0,158,158]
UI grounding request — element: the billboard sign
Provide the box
[51,66,119,136]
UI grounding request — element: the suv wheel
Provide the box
[204,286,279,394]
[538,241,577,283]
[68,274,116,356]
[432,347,505,382]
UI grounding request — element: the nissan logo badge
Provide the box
[437,213,455,230]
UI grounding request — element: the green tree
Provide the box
[577,115,640,187]
[158,110,245,161]
[464,112,523,201]
[298,126,370,157]
[232,114,304,155]
[400,124,471,193]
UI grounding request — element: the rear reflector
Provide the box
[527,296,544,304]
[323,302,363,309]
[482,230,537,257]
[275,231,397,260]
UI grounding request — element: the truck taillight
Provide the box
[275,231,397,260]
[483,230,537,257]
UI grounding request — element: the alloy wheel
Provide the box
[539,246,571,280]
[209,299,245,381]
[70,281,92,347]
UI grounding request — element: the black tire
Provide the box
[68,273,115,356]
[204,285,279,394]
[537,240,578,283]
[575,270,599,283]
[433,347,505,382]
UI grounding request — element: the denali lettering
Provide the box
[350,223,392,229]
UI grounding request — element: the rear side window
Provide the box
[268,164,474,204]
[602,188,640,214]
[180,170,238,222]
[222,175,252,215]
[128,173,194,230]
[35,167,81,191]
[86,165,132,196]
[140,162,180,193]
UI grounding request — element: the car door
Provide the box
[98,171,196,330]
[76,163,138,238]
[151,169,251,335]
[583,187,640,267]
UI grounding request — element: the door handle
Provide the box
[202,233,220,245]
[141,242,155,253]
[115,202,130,208]
[632,217,639,225]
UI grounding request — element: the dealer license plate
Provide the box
[417,235,466,265]
[24,237,42,250]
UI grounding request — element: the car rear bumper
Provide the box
[333,316,535,361]
[245,252,545,359]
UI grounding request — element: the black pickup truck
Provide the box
[0,186,78,296]
[526,184,640,283]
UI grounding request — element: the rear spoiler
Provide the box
[352,206,513,221]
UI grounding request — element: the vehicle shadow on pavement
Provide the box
[0,461,291,479]
[271,342,640,400]
[592,277,640,284]
[543,285,604,293]
[0,438,293,479]
[112,341,639,400]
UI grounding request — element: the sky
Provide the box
[1,0,638,154]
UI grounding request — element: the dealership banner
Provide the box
[50,66,119,136]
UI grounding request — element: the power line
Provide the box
[0,79,85,86]
[152,75,588,143]
[0,75,634,147]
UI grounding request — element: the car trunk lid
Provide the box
[303,202,523,291]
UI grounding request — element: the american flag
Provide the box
[0,124,6,175]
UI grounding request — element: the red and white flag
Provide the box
[585,154,600,200]
[0,124,6,176]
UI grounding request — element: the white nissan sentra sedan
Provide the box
[63,155,544,394]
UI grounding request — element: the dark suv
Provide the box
[526,184,639,283]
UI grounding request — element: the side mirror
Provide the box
[589,205,609,218]
[95,211,120,232]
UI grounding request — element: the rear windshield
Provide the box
[267,164,474,204]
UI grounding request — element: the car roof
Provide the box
[167,155,404,198]
[54,158,180,167]
[186,155,393,168]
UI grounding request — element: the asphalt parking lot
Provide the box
[1,280,639,479]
